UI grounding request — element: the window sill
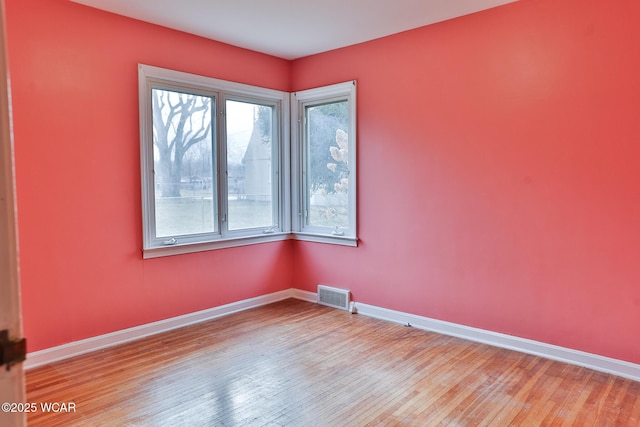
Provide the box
[142,231,358,259]
[292,232,358,247]
[142,232,292,259]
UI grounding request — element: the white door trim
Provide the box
[0,0,27,425]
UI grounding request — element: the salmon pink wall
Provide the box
[6,0,293,352]
[6,0,640,366]
[291,0,640,364]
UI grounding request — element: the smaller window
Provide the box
[292,81,357,245]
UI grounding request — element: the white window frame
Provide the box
[139,64,290,258]
[291,81,357,246]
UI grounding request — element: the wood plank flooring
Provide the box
[25,299,640,426]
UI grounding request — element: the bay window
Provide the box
[139,64,356,257]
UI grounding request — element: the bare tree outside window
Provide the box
[152,89,215,237]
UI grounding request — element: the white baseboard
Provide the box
[24,289,294,370]
[25,288,640,383]
[352,300,640,383]
[290,288,317,303]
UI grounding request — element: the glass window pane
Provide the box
[152,88,215,237]
[226,100,275,230]
[305,101,350,229]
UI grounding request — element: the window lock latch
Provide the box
[263,225,278,234]
[332,226,345,236]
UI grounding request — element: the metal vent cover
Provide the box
[317,285,350,310]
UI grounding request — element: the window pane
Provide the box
[305,101,349,229]
[226,100,275,230]
[152,89,215,237]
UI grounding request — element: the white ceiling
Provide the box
[70,0,518,60]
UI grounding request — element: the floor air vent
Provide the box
[317,285,350,310]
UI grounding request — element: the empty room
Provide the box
[1,0,640,425]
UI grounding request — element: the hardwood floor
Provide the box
[25,299,640,426]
